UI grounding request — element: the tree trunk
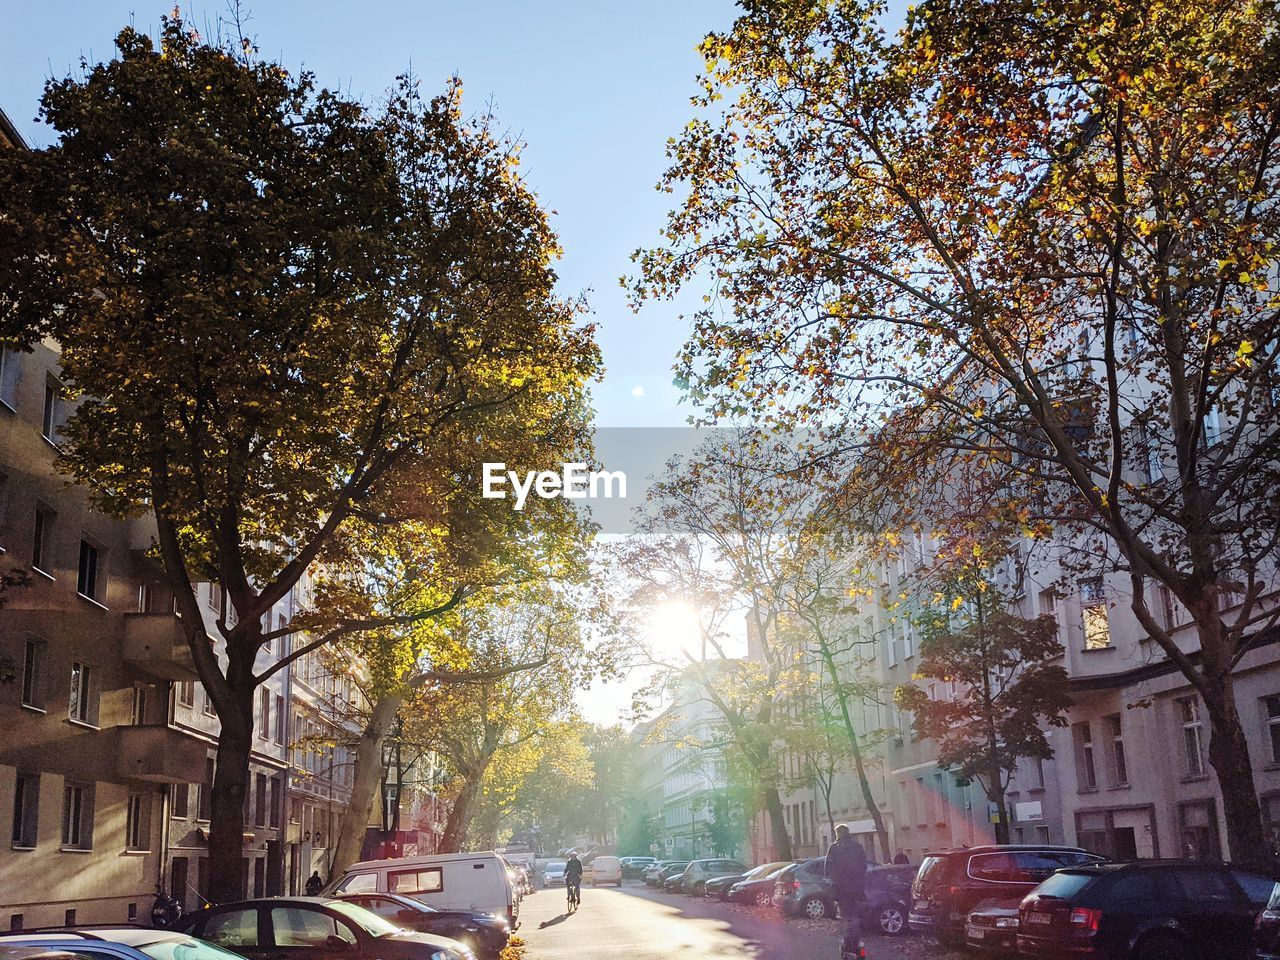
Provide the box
[816,646,891,860]
[331,692,405,878]
[440,776,482,853]
[1202,675,1267,865]
[208,707,253,903]
[762,784,792,860]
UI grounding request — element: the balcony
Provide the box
[123,612,201,681]
[114,724,207,784]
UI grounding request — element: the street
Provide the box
[517,883,965,960]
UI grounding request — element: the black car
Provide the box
[336,892,509,959]
[169,896,475,960]
[728,862,798,906]
[1017,860,1277,960]
[704,873,745,900]
[965,897,1022,954]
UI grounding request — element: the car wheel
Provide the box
[877,901,907,936]
[800,895,830,920]
[1134,932,1197,960]
[754,890,773,908]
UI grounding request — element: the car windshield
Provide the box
[1032,872,1095,900]
[136,937,254,960]
[547,861,566,871]
[328,900,404,937]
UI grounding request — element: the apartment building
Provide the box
[0,332,207,926]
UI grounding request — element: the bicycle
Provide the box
[566,879,581,913]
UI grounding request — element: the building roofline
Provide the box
[0,105,29,150]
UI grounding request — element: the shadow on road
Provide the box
[538,913,573,929]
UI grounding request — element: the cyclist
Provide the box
[565,850,584,910]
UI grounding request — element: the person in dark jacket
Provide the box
[305,871,324,896]
[564,852,584,908]
[893,849,910,865]
[825,824,868,956]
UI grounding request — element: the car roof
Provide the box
[346,851,500,870]
[928,844,1092,857]
[1057,858,1271,875]
[0,930,195,948]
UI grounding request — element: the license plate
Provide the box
[914,900,929,911]
[968,927,985,940]
[1027,911,1053,925]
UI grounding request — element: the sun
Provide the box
[648,599,704,658]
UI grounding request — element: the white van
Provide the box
[331,851,519,929]
[589,855,623,886]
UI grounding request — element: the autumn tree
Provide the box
[0,17,597,899]
[634,0,1280,861]
[404,586,604,853]
[896,544,1072,843]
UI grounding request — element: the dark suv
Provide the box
[1018,860,1276,960]
[908,844,1103,943]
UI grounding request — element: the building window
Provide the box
[259,688,271,741]
[125,793,150,851]
[0,348,21,411]
[1105,713,1128,786]
[1038,589,1062,641]
[21,639,45,710]
[202,684,216,717]
[197,758,214,822]
[32,504,55,574]
[275,694,285,744]
[1080,577,1111,649]
[1155,584,1179,632]
[11,773,39,849]
[1032,756,1046,790]
[1179,799,1221,860]
[254,773,267,828]
[177,681,194,708]
[1073,722,1097,790]
[61,782,94,850]
[933,771,947,825]
[42,375,67,444]
[77,539,104,603]
[68,661,98,726]
[1265,696,1280,764]
[1179,697,1206,777]
[171,783,189,820]
[268,777,281,829]
[131,685,149,726]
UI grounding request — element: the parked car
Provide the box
[589,856,624,887]
[169,897,476,960]
[1257,880,1280,960]
[1017,859,1276,960]
[965,897,1022,954]
[542,861,568,887]
[0,928,252,960]
[728,862,796,906]
[650,862,690,888]
[621,857,656,879]
[678,859,750,896]
[643,860,679,886]
[908,844,1104,943]
[774,859,916,935]
[336,891,510,959]
[330,851,520,930]
[662,872,686,892]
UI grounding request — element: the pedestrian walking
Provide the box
[893,849,910,865]
[825,824,868,959]
[305,871,324,896]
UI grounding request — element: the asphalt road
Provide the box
[517,882,965,960]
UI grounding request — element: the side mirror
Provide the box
[326,936,353,951]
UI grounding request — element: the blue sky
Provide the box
[2,0,741,428]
